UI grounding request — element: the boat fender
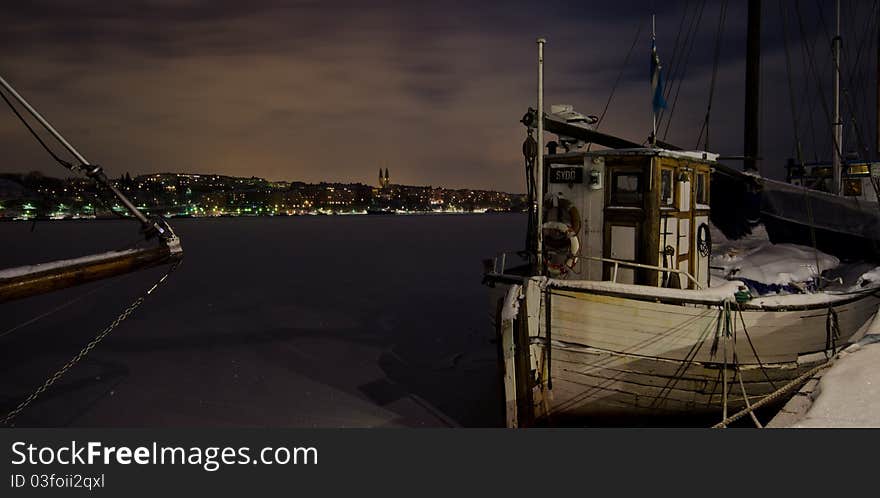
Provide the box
[697,223,711,257]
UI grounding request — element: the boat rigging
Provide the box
[0,75,183,303]
[0,74,184,426]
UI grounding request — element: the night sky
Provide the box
[1,1,877,192]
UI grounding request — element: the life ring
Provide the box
[542,195,581,276]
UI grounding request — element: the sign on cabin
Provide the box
[549,166,583,184]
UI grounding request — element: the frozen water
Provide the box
[0,214,526,427]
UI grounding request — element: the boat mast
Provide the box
[744,0,761,172]
[536,37,545,273]
[652,15,657,146]
[832,0,843,194]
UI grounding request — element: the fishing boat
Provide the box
[0,74,183,425]
[483,34,880,427]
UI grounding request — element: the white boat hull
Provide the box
[490,276,880,426]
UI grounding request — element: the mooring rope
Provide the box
[712,360,832,429]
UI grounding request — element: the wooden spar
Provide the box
[0,245,182,304]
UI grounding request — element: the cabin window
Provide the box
[610,172,642,206]
[844,179,863,197]
[695,172,708,205]
[660,169,674,206]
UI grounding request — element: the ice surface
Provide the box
[0,215,527,427]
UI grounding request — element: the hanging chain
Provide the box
[1,261,180,427]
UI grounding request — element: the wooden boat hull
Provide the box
[489,276,880,426]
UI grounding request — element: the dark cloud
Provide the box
[0,0,876,192]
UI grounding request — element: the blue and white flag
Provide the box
[650,36,667,113]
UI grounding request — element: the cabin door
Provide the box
[608,224,638,284]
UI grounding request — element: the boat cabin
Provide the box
[543,148,715,289]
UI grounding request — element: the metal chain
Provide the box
[1,261,180,426]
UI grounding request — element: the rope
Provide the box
[784,1,825,280]
[1,260,180,426]
[648,306,719,410]
[660,0,707,140]
[736,366,763,428]
[661,0,691,99]
[795,1,844,169]
[0,85,77,172]
[696,0,728,149]
[825,306,840,357]
[814,0,875,159]
[0,280,114,341]
[712,360,832,428]
[595,21,644,133]
[523,132,538,266]
[735,304,779,391]
[730,306,763,428]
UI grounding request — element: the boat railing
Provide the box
[583,256,703,290]
[490,251,522,275]
[488,252,703,290]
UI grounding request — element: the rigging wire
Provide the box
[795,1,844,167]
[660,0,693,105]
[0,86,77,171]
[793,10,828,165]
[814,0,870,162]
[782,0,827,285]
[595,21,644,133]
[657,0,705,131]
[839,0,880,155]
[661,0,707,141]
[696,0,728,150]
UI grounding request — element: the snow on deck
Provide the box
[710,223,880,303]
[0,248,142,279]
[711,224,840,285]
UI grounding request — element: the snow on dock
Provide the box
[768,311,880,428]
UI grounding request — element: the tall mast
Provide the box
[652,15,657,145]
[536,37,546,273]
[744,0,761,172]
[832,0,843,194]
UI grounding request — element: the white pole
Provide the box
[832,0,843,195]
[652,15,657,145]
[536,38,546,273]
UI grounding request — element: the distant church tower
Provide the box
[378,167,390,189]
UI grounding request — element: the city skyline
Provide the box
[0,168,527,220]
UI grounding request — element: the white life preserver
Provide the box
[542,194,581,276]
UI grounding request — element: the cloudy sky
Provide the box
[0,1,877,192]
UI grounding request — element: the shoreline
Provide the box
[0,211,527,222]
